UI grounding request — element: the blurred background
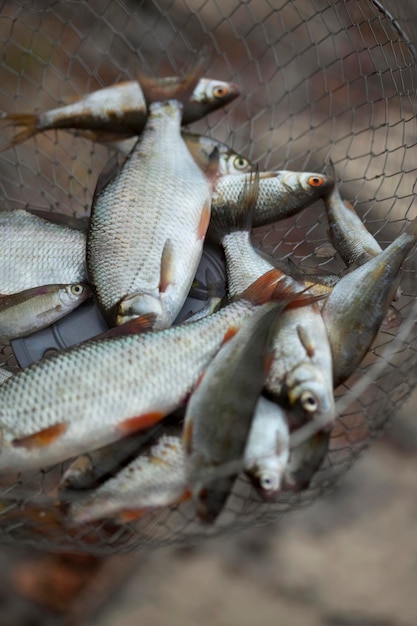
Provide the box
[0,0,416,623]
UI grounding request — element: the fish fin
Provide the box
[95,313,157,339]
[221,325,239,345]
[182,417,193,455]
[237,269,285,305]
[0,119,39,151]
[116,411,166,435]
[343,199,356,213]
[137,50,209,106]
[211,168,259,236]
[12,423,67,449]
[116,509,149,523]
[296,324,316,357]
[203,146,220,183]
[159,239,175,293]
[196,201,212,240]
[263,349,275,375]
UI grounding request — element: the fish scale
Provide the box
[0,295,260,473]
[87,99,215,329]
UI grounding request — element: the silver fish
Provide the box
[183,298,313,523]
[212,170,334,228]
[0,283,90,340]
[284,430,330,492]
[68,395,290,524]
[211,175,335,429]
[1,77,240,150]
[244,396,290,499]
[0,209,86,294]
[322,216,417,387]
[87,65,219,329]
[0,368,13,385]
[323,180,382,267]
[0,270,290,473]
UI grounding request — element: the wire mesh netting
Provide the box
[0,0,416,554]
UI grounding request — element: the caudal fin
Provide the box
[211,169,259,236]
[0,113,38,150]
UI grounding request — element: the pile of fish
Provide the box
[0,58,414,528]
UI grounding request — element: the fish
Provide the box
[0,77,240,150]
[0,209,86,294]
[211,169,335,228]
[323,166,382,267]
[87,62,220,329]
[0,283,90,340]
[284,430,330,492]
[68,426,188,525]
[183,297,314,523]
[0,269,295,473]
[68,396,290,525]
[321,216,417,387]
[211,174,336,429]
[244,396,290,499]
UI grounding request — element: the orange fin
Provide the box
[237,269,286,305]
[221,325,239,345]
[196,201,211,240]
[159,240,175,293]
[116,411,166,435]
[95,313,156,339]
[137,50,209,105]
[182,418,193,455]
[203,146,220,183]
[12,423,67,449]
[116,508,149,524]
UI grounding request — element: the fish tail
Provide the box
[211,169,259,236]
[137,50,209,106]
[0,114,38,150]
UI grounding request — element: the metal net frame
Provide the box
[0,0,415,553]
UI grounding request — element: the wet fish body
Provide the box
[69,394,290,524]
[0,271,283,473]
[0,210,86,294]
[244,396,290,499]
[1,78,240,149]
[0,283,90,339]
[324,181,382,266]
[87,72,219,329]
[322,217,417,387]
[212,170,334,228]
[183,299,307,523]
[284,430,330,492]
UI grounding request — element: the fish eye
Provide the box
[233,156,249,170]
[300,390,319,413]
[259,473,279,492]
[213,85,228,98]
[70,284,84,296]
[307,175,325,187]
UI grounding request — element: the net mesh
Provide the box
[0,0,415,553]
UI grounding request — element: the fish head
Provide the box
[248,453,289,500]
[184,133,253,177]
[280,171,335,202]
[220,152,253,176]
[191,78,240,111]
[59,283,91,307]
[286,363,336,429]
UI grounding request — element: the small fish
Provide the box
[183,296,315,523]
[322,216,417,387]
[68,427,188,525]
[0,209,86,294]
[1,77,240,150]
[0,283,90,340]
[212,170,334,228]
[68,393,290,524]
[0,269,294,473]
[244,396,290,499]
[323,179,382,267]
[284,430,330,492]
[87,60,220,329]
[211,174,335,429]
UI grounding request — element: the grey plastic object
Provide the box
[11,241,227,368]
